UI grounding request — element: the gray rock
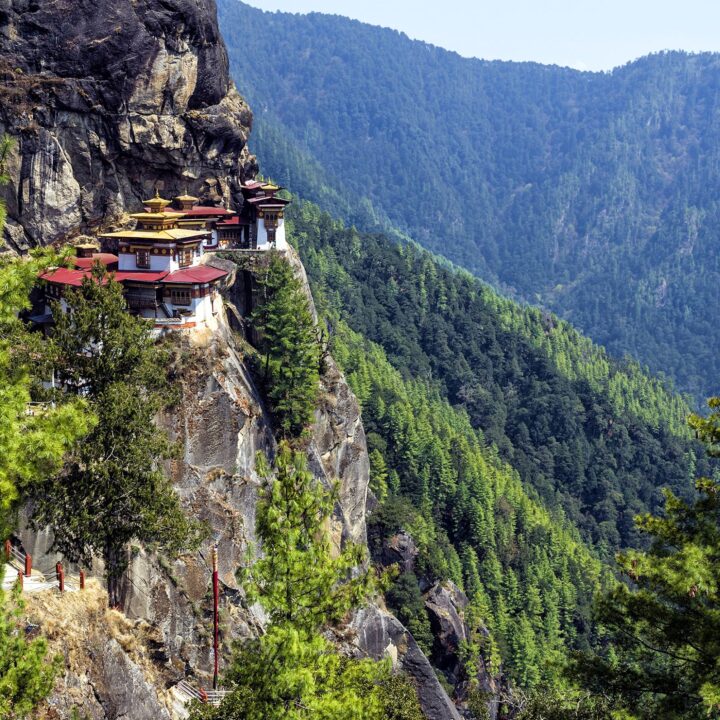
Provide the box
[0,0,257,251]
[424,581,501,720]
[379,531,419,574]
[353,604,462,720]
[95,639,172,720]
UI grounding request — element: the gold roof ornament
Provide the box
[143,188,172,212]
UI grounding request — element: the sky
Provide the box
[242,0,720,71]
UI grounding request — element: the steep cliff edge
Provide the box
[2,0,469,714]
[20,262,460,719]
[0,0,257,251]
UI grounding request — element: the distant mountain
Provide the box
[289,198,715,691]
[217,0,720,405]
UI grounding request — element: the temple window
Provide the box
[136,249,150,268]
[179,248,194,267]
[171,289,192,306]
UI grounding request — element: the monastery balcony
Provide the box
[125,294,159,310]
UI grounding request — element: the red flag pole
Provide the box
[212,545,219,690]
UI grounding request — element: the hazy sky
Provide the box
[242,0,720,71]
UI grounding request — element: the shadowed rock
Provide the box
[0,0,257,251]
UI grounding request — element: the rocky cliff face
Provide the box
[4,1,471,715]
[21,261,463,719]
[0,0,257,251]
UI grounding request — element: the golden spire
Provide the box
[143,188,172,212]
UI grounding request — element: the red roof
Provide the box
[165,206,233,217]
[216,216,250,226]
[162,267,228,284]
[39,267,108,287]
[73,253,119,269]
[113,271,169,283]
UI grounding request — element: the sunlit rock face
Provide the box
[0,0,257,251]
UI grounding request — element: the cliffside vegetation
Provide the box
[284,199,718,695]
[251,253,320,438]
[28,269,202,607]
[192,443,424,720]
[218,0,720,405]
[0,139,88,719]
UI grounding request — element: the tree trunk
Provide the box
[104,541,125,608]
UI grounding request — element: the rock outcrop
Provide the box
[352,604,463,720]
[117,296,373,687]
[26,581,173,720]
[0,0,257,251]
[424,581,501,720]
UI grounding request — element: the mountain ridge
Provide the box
[218,0,720,405]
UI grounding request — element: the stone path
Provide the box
[2,562,81,593]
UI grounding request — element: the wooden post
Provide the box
[24,553,31,577]
[56,562,64,593]
[212,545,219,690]
[16,569,23,590]
[80,570,85,590]
[4,539,10,562]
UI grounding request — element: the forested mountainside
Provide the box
[336,319,606,689]
[217,0,720,405]
[289,201,715,556]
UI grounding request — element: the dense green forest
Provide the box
[289,202,713,558]
[217,0,720,404]
[335,319,606,688]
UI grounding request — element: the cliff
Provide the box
[0,0,257,252]
[2,0,472,715]
[20,282,459,719]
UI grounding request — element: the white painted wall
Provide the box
[205,230,218,248]
[118,251,179,272]
[160,287,218,325]
[275,217,288,251]
[256,216,288,251]
[256,220,270,250]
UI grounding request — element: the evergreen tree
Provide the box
[191,443,424,720]
[242,443,373,629]
[252,252,320,438]
[29,268,201,606]
[572,398,720,718]
[0,135,83,717]
[0,585,62,719]
[0,253,91,538]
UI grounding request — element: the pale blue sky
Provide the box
[242,0,720,71]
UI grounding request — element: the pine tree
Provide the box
[0,585,62,719]
[369,448,389,503]
[29,268,201,606]
[252,252,320,438]
[191,443,424,719]
[572,397,720,718]
[0,135,82,717]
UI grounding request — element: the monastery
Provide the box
[36,181,290,329]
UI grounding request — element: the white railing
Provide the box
[174,680,230,706]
